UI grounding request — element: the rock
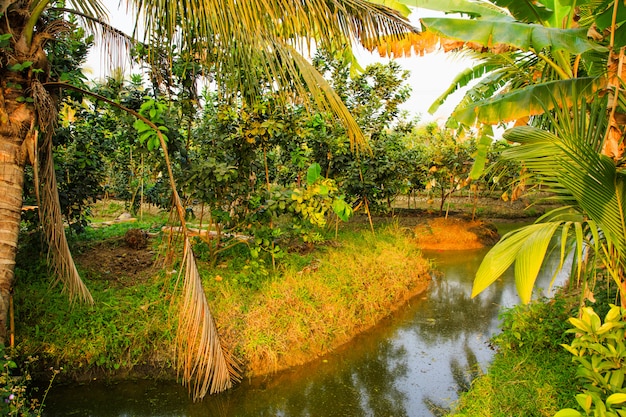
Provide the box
[116,212,134,221]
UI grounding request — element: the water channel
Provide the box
[42,223,566,416]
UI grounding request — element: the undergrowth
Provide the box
[12,215,431,385]
[447,293,580,416]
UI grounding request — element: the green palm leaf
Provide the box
[428,60,503,114]
[504,125,626,254]
[513,222,561,303]
[400,0,509,18]
[472,223,559,299]
[473,85,626,303]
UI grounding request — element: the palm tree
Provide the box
[472,90,626,305]
[394,1,626,304]
[0,0,417,399]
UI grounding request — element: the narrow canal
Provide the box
[42,226,565,416]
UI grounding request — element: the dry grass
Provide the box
[210,227,431,377]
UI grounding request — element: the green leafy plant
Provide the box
[492,295,573,353]
[556,305,626,417]
[133,99,170,151]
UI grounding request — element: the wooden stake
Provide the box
[9,294,14,348]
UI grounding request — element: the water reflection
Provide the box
[42,239,565,417]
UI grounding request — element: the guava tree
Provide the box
[0,0,417,399]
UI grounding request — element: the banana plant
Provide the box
[397,1,625,180]
[400,0,610,122]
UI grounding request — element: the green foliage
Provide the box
[556,305,626,417]
[19,12,97,234]
[410,123,476,214]
[415,0,610,126]
[133,99,170,151]
[471,91,624,305]
[309,51,417,212]
[480,139,523,200]
[492,295,574,352]
[449,293,578,416]
[0,33,12,48]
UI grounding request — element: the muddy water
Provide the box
[42,226,566,417]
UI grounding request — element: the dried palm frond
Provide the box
[38,130,93,304]
[49,6,137,74]
[117,93,241,398]
[176,237,241,399]
[42,81,241,398]
[31,80,56,130]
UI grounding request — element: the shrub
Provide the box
[556,305,626,417]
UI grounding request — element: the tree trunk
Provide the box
[0,112,32,344]
[0,83,31,344]
[0,141,25,344]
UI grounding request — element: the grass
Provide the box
[446,294,580,416]
[13,262,176,379]
[12,208,431,382]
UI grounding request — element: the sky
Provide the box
[83,1,473,123]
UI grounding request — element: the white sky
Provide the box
[84,2,473,123]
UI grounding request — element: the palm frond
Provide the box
[504,124,626,254]
[428,59,501,114]
[472,223,558,299]
[280,43,366,149]
[67,0,108,22]
[38,131,93,304]
[512,222,561,304]
[176,238,241,400]
[51,7,137,75]
[128,0,417,145]
[115,90,241,398]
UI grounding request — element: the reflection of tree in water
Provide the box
[411,271,506,345]
[209,339,410,417]
[423,343,483,417]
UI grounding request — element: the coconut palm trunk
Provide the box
[0,4,94,344]
[0,102,29,344]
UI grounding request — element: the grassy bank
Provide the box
[11,208,431,382]
[446,292,584,416]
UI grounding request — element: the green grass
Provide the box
[14,263,176,379]
[447,294,580,417]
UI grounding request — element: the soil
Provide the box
[75,195,549,282]
[74,235,158,287]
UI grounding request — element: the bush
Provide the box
[449,293,578,416]
[556,305,626,417]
